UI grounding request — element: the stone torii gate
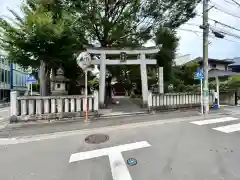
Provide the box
[86,47,160,108]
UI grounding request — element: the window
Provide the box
[225,65,228,71]
[211,64,216,69]
[8,71,10,84]
[57,84,61,88]
[15,74,18,85]
[22,76,24,86]
[0,69,2,82]
[19,76,21,86]
[4,70,6,83]
[0,69,4,83]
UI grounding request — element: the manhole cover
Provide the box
[127,158,137,166]
[85,134,109,144]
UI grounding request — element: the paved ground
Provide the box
[0,110,220,138]
[1,113,240,180]
[0,106,9,128]
[105,96,142,113]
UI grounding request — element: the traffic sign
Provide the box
[77,52,92,70]
[194,68,204,80]
[27,75,37,84]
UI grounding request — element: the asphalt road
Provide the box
[1,114,240,180]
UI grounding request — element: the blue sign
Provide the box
[194,68,204,80]
[127,158,137,166]
[27,75,37,84]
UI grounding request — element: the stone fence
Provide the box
[148,92,214,110]
[10,91,99,121]
[219,91,236,106]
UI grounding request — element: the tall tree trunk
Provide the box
[39,60,48,96]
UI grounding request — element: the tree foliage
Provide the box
[67,0,200,47]
[0,0,201,94]
[155,27,179,85]
[0,0,86,69]
[169,62,199,92]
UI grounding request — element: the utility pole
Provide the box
[203,0,209,114]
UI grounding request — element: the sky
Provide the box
[1,0,240,60]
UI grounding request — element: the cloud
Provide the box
[177,0,240,59]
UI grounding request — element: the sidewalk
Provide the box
[0,107,10,129]
[0,109,227,138]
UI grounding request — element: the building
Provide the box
[228,57,240,73]
[186,57,234,71]
[174,54,191,66]
[0,56,29,101]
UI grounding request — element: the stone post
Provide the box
[148,91,153,111]
[10,91,18,116]
[99,53,106,108]
[140,53,148,107]
[158,67,164,93]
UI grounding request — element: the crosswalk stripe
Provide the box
[191,117,238,125]
[213,123,240,133]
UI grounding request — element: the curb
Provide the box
[3,110,229,130]
[99,111,148,118]
[4,111,150,129]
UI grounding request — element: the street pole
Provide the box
[203,0,209,114]
[200,79,203,114]
[30,83,32,95]
[84,70,88,122]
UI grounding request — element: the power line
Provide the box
[211,4,240,19]
[196,14,240,32]
[211,27,240,39]
[224,0,238,6]
[184,22,240,41]
[185,23,201,27]
[178,28,240,43]
[230,0,240,7]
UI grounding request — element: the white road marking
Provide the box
[69,141,150,162]
[109,150,132,180]
[213,123,240,133]
[191,117,238,125]
[69,141,151,180]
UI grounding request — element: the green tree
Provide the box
[0,0,86,95]
[155,27,179,90]
[170,62,199,92]
[68,0,200,47]
[67,0,200,84]
[0,0,201,95]
[180,62,199,85]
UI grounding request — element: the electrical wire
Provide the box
[178,28,240,43]
[196,14,240,32]
[211,4,240,19]
[230,0,240,7]
[184,22,240,41]
[224,0,238,6]
[211,27,240,39]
